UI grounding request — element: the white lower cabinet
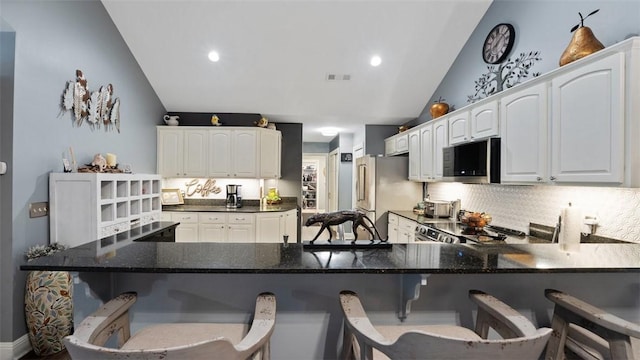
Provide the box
[397,217,417,243]
[170,212,200,242]
[165,210,297,243]
[255,209,298,243]
[227,214,255,243]
[387,213,399,243]
[198,213,227,242]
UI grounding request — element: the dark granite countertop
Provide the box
[162,204,298,213]
[162,198,298,213]
[20,222,640,274]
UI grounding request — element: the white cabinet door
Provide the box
[500,82,548,183]
[387,213,399,244]
[407,129,421,181]
[551,52,625,184]
[283,209,298,242]
[255,213,281,243]
[183,130,208,177]
[419,124,434,181]
[395,133,409,153]
[448,111,470,145]
[199,223,227,242]
[398,217,416,243]
[432,118,449,180]
[256,210,297,243]
[198,213,227,242]
[470,100,499,140]
[259,130,281,179]
[171,212,199,242]
[232,129,257,178]
[227,213,255,242]
[227,225,254,242]
[384,137,396,156]
[157,128,184,177]
[208,130,232,177]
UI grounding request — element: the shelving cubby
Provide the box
[50,172,162,248]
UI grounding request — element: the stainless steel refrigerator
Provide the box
[355,155,422,239]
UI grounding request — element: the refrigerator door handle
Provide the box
[357,163,366,201]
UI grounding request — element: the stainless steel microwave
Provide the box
[442,138,500,184]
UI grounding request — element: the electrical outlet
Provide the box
[29,202,49,218]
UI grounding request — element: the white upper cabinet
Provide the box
[229,129,258,178]
[385,132,409,156]
[432,118,449,180]
[407,129,421,181]
[550,52,625,184]
[158,126,281,179]
[157,128,184,177]
[419,124,434,180]
[411,117,448,182]
[158,128,208,177]
[470,99,499,140]
[500,82,548,184]
[259,129,282,179]
[183,130,208,177]
[447,111,470,145]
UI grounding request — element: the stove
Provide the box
[415,221,510,244]
[415,223,462,244]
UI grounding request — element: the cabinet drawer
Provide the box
[198,213,226,224]
[388,213,399,226]
[171,212,198,223]
[228,214,254,225]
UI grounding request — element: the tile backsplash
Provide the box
[427,182,640,244]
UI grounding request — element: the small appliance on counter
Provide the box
[226,184,242,208]
[420,198,461,219]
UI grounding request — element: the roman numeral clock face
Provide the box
[483,23,515,64]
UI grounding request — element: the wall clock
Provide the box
[482,23,515,64]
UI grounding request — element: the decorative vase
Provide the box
[430,101,449,119]
[24,271,73,356]
[559,26,604,66]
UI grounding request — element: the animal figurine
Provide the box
[304,210,384,243]
[91,153,107,172]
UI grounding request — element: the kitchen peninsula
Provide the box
[22,221,640,273]
[20,221,640,359]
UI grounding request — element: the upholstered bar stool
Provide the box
[339,289,552,360]
[64,292,276,360]
[544,288,640,360]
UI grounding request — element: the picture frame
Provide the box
[161,188,184,205]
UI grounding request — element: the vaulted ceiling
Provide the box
[102,0,492,142]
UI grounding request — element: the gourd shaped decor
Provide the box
[559,9,604,66]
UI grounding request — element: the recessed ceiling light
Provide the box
[370,55,382,67]
[208,51,220,62]
[320,128,339,137]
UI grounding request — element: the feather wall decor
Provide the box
[59,70,121,133]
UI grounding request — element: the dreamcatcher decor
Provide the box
[59,69,120,133]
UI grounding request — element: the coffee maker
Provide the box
[226,184,242,208]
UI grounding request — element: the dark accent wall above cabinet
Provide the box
[164,112,262,127]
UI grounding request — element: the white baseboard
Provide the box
[0,334,31,360]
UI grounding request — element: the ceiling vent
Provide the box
[326,73,352,81]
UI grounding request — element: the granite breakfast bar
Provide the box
[20,222,640,359]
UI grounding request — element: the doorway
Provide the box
[301,153,327,214]
[327,149,339,212]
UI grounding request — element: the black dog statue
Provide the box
[304,210,384,243]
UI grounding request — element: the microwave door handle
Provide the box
[357,164,366,201]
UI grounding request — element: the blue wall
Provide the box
[415,0,640,125]
[1,0,165,341]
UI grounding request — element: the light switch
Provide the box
[29,202,49,218]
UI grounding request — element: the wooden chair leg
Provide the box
[546,312,569,360]
[609,334,635,360]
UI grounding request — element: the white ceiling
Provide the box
[102,0,492,142]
